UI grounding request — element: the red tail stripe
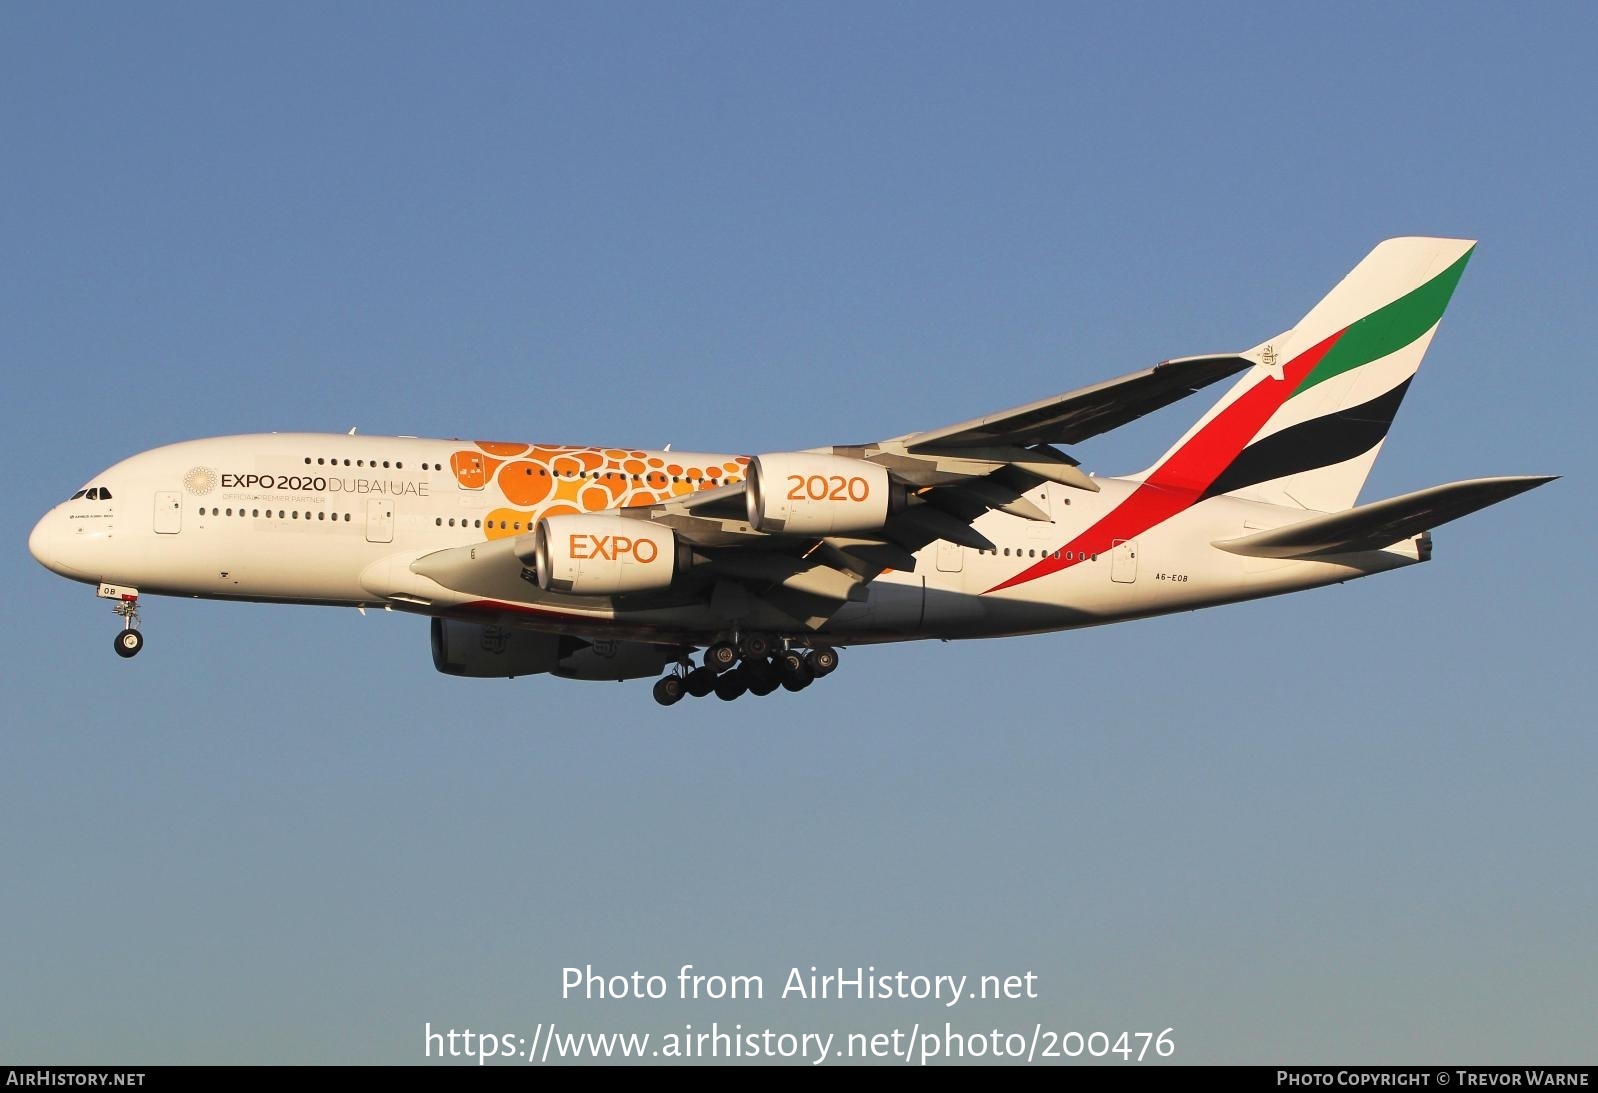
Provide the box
[985,330,1343,593]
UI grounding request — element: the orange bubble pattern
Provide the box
[454,442,750,541]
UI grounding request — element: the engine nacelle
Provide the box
[431,619,678,682]
[745,453,900,534]
[431,618,561,678]
[533,514,682,595]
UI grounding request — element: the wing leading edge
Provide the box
[897,353,1254,451]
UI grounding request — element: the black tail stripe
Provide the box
[1200,378,1413,501]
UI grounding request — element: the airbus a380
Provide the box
[29,237,1553,705]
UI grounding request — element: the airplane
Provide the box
[28,237,1554,706]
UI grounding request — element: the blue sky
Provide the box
[2,3,1592,1064]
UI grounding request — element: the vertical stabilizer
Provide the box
[1133,237,1476,512]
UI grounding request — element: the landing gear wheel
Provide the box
[653,675,685,706]
[807,645,839,677]
[740,634,771,660]
[714,668,749,701]
[743,657,778,695]
[704,642,738,674]
[684,667,716,698]
[114,628,145,659]
[747,668,780,697]
[779,651,813,691]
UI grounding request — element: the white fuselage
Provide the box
[28,433,1423,646]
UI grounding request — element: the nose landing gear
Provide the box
[110,593,144,659]
[114,627,145,658]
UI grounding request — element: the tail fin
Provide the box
[1134,237,1476,512]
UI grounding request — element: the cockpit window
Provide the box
[86,488,100,500]
[98,488,111,499]
[70,490,87,500]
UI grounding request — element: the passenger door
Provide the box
[153,491,182,534]
[1111,538,1138,583]
[935,540,963,573]
[366,497,395,543]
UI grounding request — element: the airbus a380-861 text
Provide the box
[29,238,1554,705]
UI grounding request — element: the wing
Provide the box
[411,352,1254,633]
[608,352,1256,628]
[896,352,1253,451]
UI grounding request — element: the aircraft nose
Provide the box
[28,508,87,579]
[28,510,56,569]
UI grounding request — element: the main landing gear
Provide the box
[111,595,144,659]
[651,639,840,706]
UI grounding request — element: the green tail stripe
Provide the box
[1294,246,1474,397]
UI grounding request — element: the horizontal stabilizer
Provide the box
[1212,476,1557,560]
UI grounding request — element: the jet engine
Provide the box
[745,453,903,534]
[532,514,683,595]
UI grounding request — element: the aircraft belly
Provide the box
[824,574,925,638]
